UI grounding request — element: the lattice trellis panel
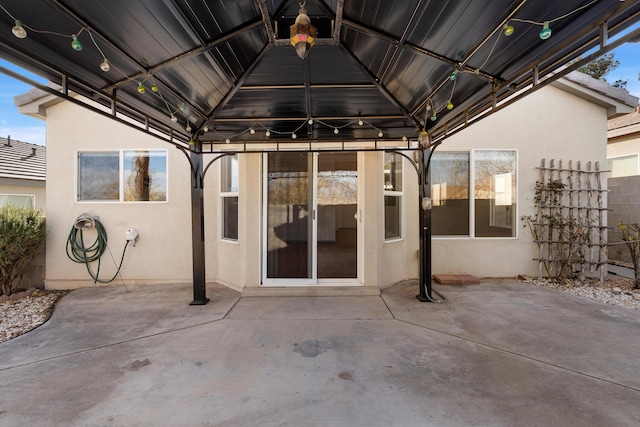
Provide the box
[528,159,606,282]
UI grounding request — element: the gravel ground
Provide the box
[528,275,640,311]
[1,278,639,344]
[0,291,64,343]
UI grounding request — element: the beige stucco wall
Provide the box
[608,133,640,158]
[431,85,609,278]
[44,100,194,289]
[41,82,611,291]
[0,180,46,211]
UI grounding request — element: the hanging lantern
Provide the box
[290,3,317,59]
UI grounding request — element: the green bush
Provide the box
[0,206,46,296]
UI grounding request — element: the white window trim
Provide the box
[431,149,518,240]
[220,155,239,242]
[384,152,404,242]
[75,149,169,203]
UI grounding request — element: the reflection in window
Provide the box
[384,153,402,240]
[431,152,470,236]
[221,155,239,241]
[78,152,119,201]
[431,150,516,238]
[475,150,516,237]
[124,150,167,201]
[77,150,167,202]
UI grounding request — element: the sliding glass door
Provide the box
[263,152,358,285]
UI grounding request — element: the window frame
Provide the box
[431,149,518,239]
[75,149,168,203]
[607,153,639,178]
[0,194,35,208]
[220,154,239,242]
[383,152,404,242]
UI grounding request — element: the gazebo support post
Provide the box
[190,146,209,305]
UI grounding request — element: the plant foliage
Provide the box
[0,206,46,296]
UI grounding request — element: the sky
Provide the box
[1,27,640,147]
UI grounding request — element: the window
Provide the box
[384,152,403,240]
[221,155,239,241]
[0,194,35,208]
[430,152,469,236]
[608,154,639,178]
[77,150,167,202]
[431,150,517,238]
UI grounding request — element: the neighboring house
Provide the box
[0,135,46,288]
[607,104,640,177]
[16,71,638,293]
[0,136,45,210]
[606,103,640,265]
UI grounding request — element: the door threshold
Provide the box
[242,286,380,297]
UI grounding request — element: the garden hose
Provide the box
[66,213,130,283]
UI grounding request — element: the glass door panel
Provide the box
[266,152,313,279]
[317,153,357,279]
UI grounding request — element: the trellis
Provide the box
[528,159,607,282]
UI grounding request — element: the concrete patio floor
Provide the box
[1,279,639,426]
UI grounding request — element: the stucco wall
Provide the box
[44,100,194,289]
[41,83,611,290]
[431,85,609,278]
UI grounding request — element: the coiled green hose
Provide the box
[66,214,130,283]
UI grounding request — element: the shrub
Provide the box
[616,222,640,289]
[0,206,46,296]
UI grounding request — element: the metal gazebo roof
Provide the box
[1,0,639,153]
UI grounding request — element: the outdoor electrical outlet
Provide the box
[125,229,139,242]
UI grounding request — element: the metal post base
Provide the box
[416,294,431,302]
[189,298,210,306]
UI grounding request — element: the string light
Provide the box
[378,131,383,138]
[265,130,271,137]
[250,128,256,134]
[446,101,454,110]
[449,70,458,81]
[225,138,230,144]
[203,125,209,132]
[539,21,552,40]
[186,122,192,132]
[71,34,83,51]
[0,5,196,128]
[503,24,514,36]
[12,20,27,39]
[358,119,364,126]
[291,133,297,139]
[308,118,314,125]
[334,127,339,134]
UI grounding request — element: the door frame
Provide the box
[261,152,362,286]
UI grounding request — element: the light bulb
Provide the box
[12,20,27,39]
[189,140,195,147]
[137,83,146,94]
[266,130,271,137]
[378,131,383,138]
[203,125,209,132]
[292,133,297,139]
[334,127,339,134]
[430,114,437,121]
[426,104,432,112]
[179,103,186,112]
[308,118,314,125]
[250,128,256,134]
[402,136,408,142]
[539,22,552,40]
[225,138,230,144]
[358,119,364,126]
[151,84,159,92]
[503,24,514,36]
[170,115,177,123]
[446,101,454,110]
[449,70,458,81]
[71,34,83,51]
[186,124,192,132]
[100,59,110,72]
